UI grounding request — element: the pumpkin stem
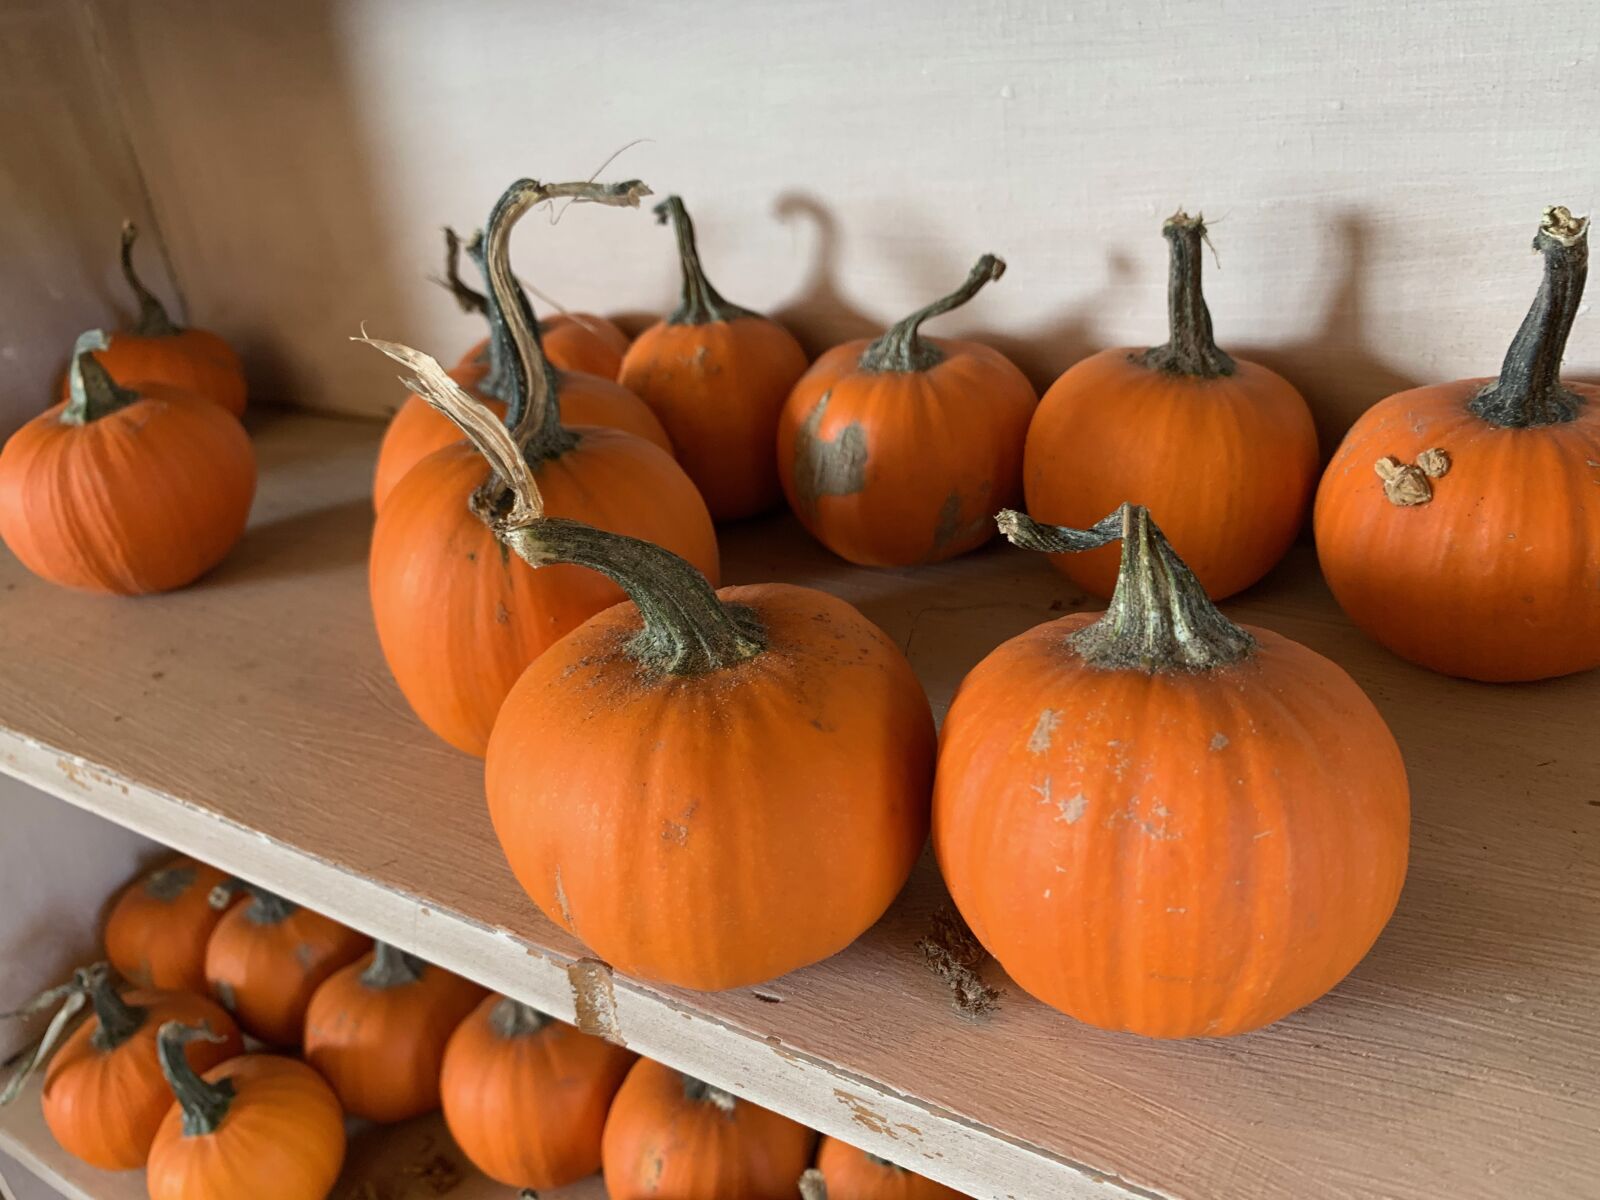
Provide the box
[1135,211,1235,379]
[143,863,198,902]
[359,334,767,677]
[360,941,427,990]
[209,878,298,925]
[798,1168,829,1200]
[489,997,550,1038]
[680,1073,738,1114]
[80,962,148,1050]
[439,227,489,316]
[997,504,1255,671]
[1468,205,1589,428]
[656,195,756,326]
[857,255,1006,373]
[0,965,118,1105]
[156,1021,235,1137]
[62,334,140,425]
[866,1153,908,1171]
[120,220,181,337]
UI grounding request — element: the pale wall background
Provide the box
[4,0,1597,446]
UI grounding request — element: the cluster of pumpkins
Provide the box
[0,177,1595,1049]
[2,854,961,1200]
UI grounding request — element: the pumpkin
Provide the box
[1,342,256,595]
[373,228,666,512]
[361,332,934,992]
[147,1021,345,1200]
[1023,211,1318,600]
[0,963,242,1170]
[815,1138,965,1200]
[777,255,1035,565]
[1315,205,1600,681]
[301,942,485,1122]
[601,1058,816,1200]
[933,504,1411,1037]
[440,995,635,1189]
[619,195,809,522]
[104,855,236,992]
[58,222,246,415]
[368,178,717,757]
[203,882,370,1047]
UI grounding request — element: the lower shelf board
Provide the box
[2,410,1598,1200]
[0,1072,607,1200]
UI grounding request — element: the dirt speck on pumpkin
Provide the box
[1210,732,1229,751]
[916,904,1002,1019]
[791,391,867,517]
[1027,708,1060,754]
[553,867,574,928]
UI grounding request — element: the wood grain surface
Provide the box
[0,412,1595,1200]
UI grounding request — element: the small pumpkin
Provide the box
[0,963,242,1170]
[778,255,1035,565]
[1315,205,1600,681]
[362,331,934,991]
[147,1020,345,1200]
[815,1138,966,1200]
[202,881,370,1047]
[373,228,666,512]
[105,855,237,992]
[619,196,809,522]
[1023,211,1318,599]
[302,942,485,1123]
[0,343,256,595]
[933,504,1410,1038]
[440,994,635,1189]
[369,178,717,757]
[601,1058,816,1200]
[58,222,246,415]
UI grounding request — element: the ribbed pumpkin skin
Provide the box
[440,997,636,1189]
[485,583,934,990]
[58,329,246,416]
[458,314,631,381]
[1024,350,1318,599]
[934,618,1410,1038]
[42,989,242,1170]
[146,1056,345,1200]
[815,1138,966,1200]
[104,856,235,992]
[601,1059,816,1200]
[1315,379,1600,681]
[203,907,370,1047]
[0,391,255,595]
[620,316,808,521]
[302,953,486,1123]
[778,338,1036,566]
[372,370,671,512]
[370,430,719,757]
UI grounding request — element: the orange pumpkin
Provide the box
[1,964,242,1170]
[934,504,1411,1038]
[778,255,1035,565]
[1315,205,1600,681]
[368,179,716,756]
[362,331,935,992]
[440,995,635,1189]
[203,882,370,1047]
[619,195,809,521]
[147,1021,345,1200]
[1023,212,1318,599]
[105,855,236,992]
[1,344,256,595]
[58,222,245,415]
[816,1139,966,1200]
[302,943,485,1123]
[601,1058,816,1200]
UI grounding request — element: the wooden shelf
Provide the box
[2,410,1596,1200]
[0,1070,606,1200]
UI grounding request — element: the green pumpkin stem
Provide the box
[143,863,199,901]
[156,1021,235,1137]
[656,195,756,326]
[120,221,180,337]
[360,941,426,990]
[209,878,297,924]
[680,1072,737,1113]
[62,334,140,425]
[1468,205,1589,428]
[997,504,1255,671]
[1135,211,1235,379]
[82,963,147,1050]
[489,997,550,1039]
[857,254,1006,374]
[0,963,143,1105]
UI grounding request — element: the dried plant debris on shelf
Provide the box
[917,903,1003,1018]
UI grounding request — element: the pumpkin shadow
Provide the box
[200,497,371,588]
[769,191,886,355]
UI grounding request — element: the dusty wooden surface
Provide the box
[0,412,1596,1199]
